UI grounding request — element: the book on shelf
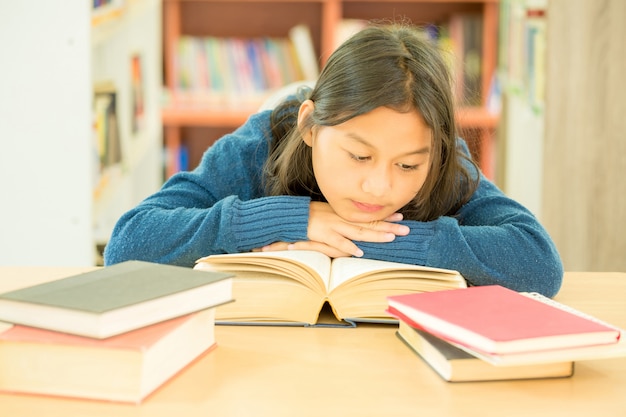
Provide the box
[523,8,548,110]
[172,24,318,106]
[91,0,126,26]
[387,285,621,356]
[288,24,319,81]
[130,53,145,134]
[499,0,547,105]
[396,320,574,382]
[93,82,122,169]
[334,19,368,50]
[0,260,233,339]
[194,250,466,326]
[0,309,216,403]
[448,13,484,107]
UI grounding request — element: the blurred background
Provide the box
[0,0,624,272]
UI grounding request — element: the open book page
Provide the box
[327,257,466,292]
[195,251,334,324]
[327,258,466,323]
[195,250,332,294]
[210,272,326,323]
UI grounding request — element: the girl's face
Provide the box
[299,101,432,223]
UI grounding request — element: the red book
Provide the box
[387,285,620,355]
[0,309,216,403]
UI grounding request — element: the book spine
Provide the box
[288,24,319,81]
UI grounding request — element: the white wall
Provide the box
[0,1,94,266]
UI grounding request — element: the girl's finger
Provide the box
[385,213,404,222]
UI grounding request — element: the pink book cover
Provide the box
[387,285,620,354]
[0,313,194,349]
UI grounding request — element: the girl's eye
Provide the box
[350,153,370,162]
[398,163,419,171]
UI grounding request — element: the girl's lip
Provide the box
[353,200,384,213]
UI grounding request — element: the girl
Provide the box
[104,24,563,297]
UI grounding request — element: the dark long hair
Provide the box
[264,23,479,221]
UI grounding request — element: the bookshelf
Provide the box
[91,0,163,256]
[496,0,546,216]
[0,0,162,266]
[162,0,500,178]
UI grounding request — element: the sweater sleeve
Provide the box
[355,176,564,297]
[104,111,311,267]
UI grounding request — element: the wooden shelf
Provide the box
[456,106,498,180]
[457,106,499,129]
[162,104,497,129]
[162,0,500,179]
[162,104,256,128]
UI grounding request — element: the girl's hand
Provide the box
[257,202,410,258]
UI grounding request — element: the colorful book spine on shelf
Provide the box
[448,13,484,107]
[499,0,547,111]
[258,38,284,90]
[288,24,319,81]
[175,36,194,90]
[524,8,547,110]
[204,37,223,92]
[193,37,210,93]
[172,26,319,105]
[245,39,268,92]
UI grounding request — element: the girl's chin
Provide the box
[338,210,391,224]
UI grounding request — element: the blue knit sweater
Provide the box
[104,110,563,296]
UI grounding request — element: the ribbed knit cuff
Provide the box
[355,220,435,265]
[230,196,311,251]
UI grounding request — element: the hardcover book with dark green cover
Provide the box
[0,260,233,338]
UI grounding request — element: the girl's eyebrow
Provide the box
[345,132,431,156]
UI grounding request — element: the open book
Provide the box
[194,250,466,326]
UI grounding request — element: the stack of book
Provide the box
[0,261,233,403]
[387,285,626,382]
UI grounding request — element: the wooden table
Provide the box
[0,268,624,417]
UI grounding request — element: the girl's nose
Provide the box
[362,164,391,197]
